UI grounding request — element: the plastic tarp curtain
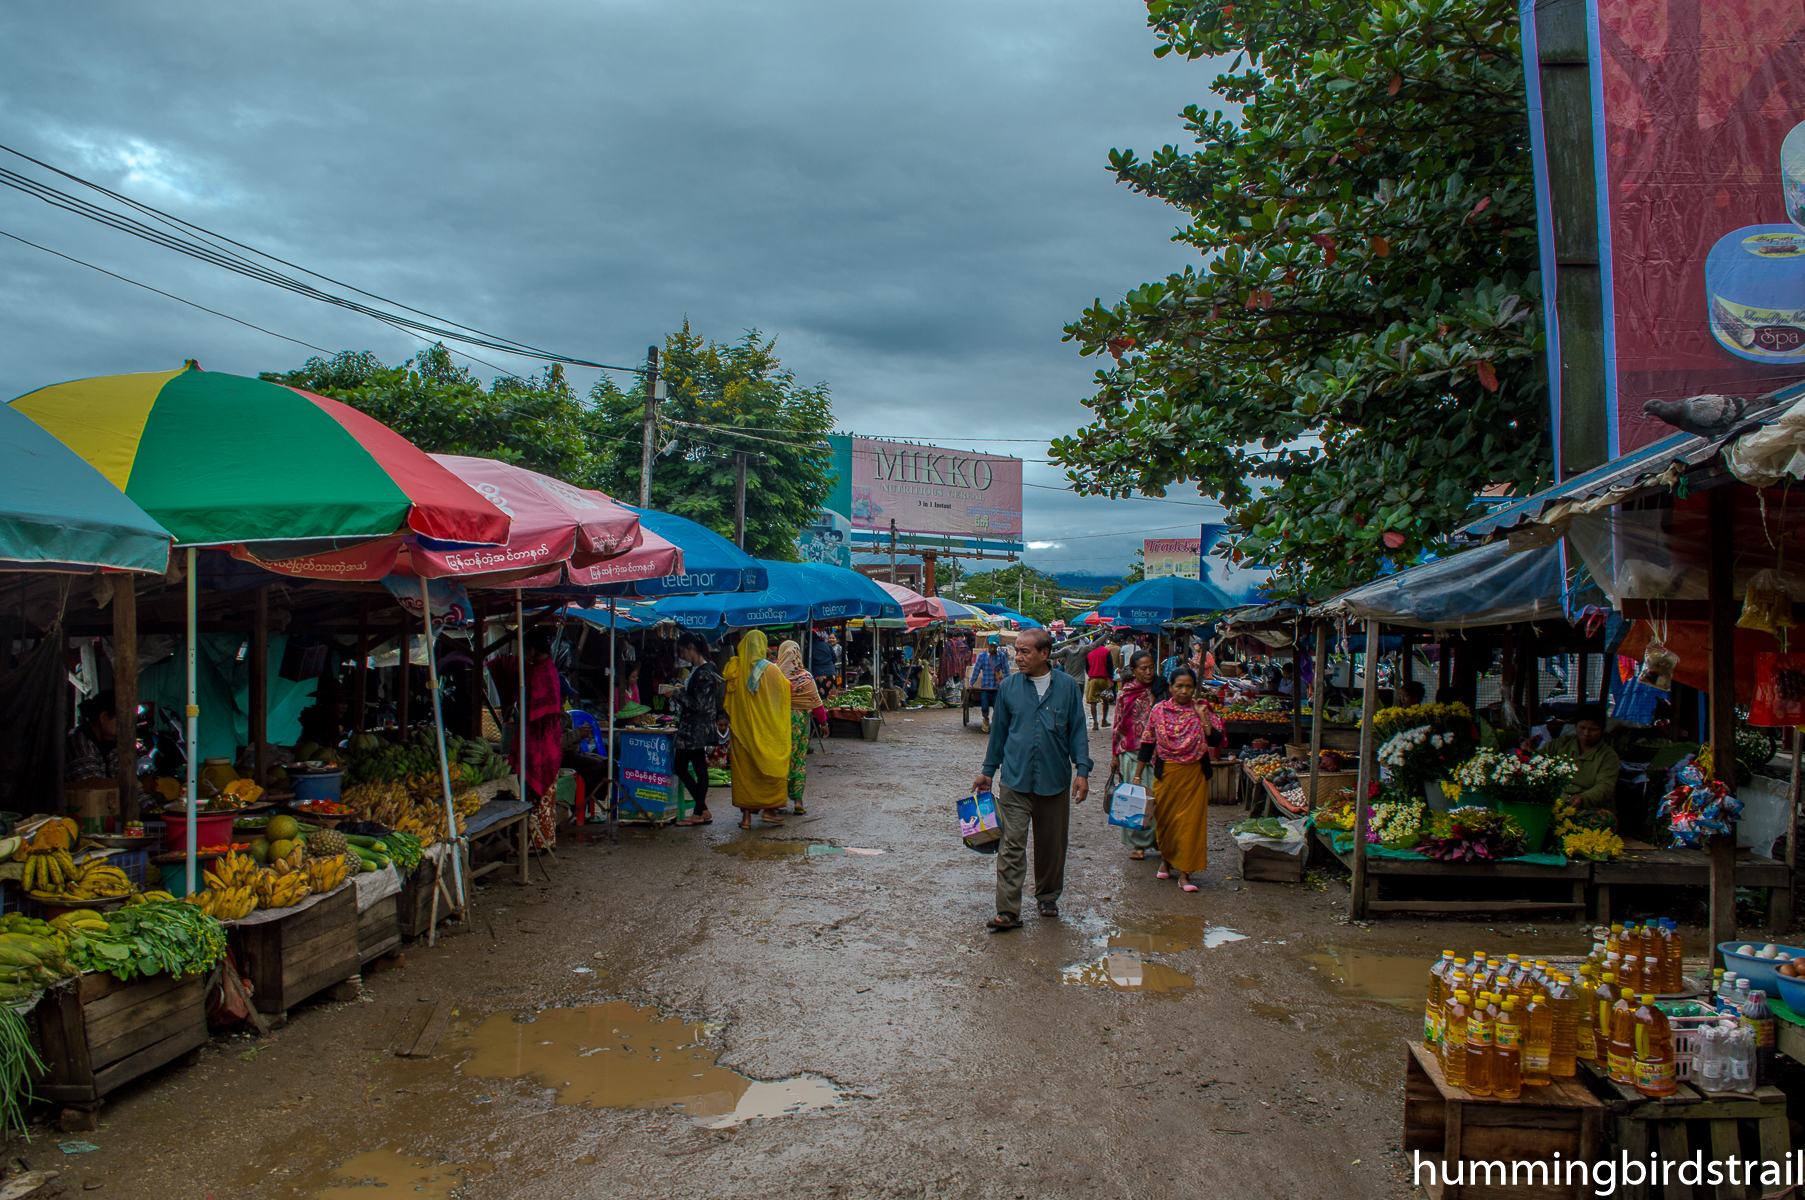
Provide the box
[140,633,318,759]
[1318,539,1565,630]
[1563,489,1805,608]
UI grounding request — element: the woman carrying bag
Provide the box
[1132,665,1223,892]
[1110,650,1161,861]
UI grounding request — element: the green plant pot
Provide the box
[1497,798,1554,854]
[1455,788,1497,812]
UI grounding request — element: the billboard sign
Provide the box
[845,438,1022,542]
[1143,538,1200,580]
[1541,0,1805,458]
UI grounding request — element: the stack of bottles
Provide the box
[1422,920,1778,1097]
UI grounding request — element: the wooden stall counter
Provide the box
[33,968,209,1114]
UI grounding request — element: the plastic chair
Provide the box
[568,710,608,756]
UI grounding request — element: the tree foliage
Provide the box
[263,345,598,485]
[1050,0,1549,590]
[955,563,1066,625]
[586,324,836,561]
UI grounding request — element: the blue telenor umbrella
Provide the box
[0,403,172,573]
[653,559,905,631]
[1096,576,1235,627]
[533,507,768,600]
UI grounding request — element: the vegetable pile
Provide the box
[62,899,227,983]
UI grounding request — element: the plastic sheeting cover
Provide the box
[1315,540,1564,629]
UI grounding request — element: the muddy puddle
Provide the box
[1062,949,1194,994]
[1305,939,1589,1006]
[314,1149,463,1199]
[1105,917,1246,954]
[452,1002,845,1127]
[713,840,884,859]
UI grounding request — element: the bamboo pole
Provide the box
[1307,623,1327,809]
[184,545,198,898]
[420,578,464,909]
[1352,618,1380,919]
[113,576,139,825]
[251,585,269,787]
[1708,488,1739,962]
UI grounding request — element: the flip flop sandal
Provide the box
[676,815,712,827]
[1181,882,1200,893]
[1128,850,1146,860]
[987,915,1023,932]
[791,805,807,815]
[1155,869,1172,880]
[761,814,787,825]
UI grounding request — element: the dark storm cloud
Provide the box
[0,0,1223,576]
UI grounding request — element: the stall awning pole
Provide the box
[184,544,198,898]
[516,591,527,809]
[421,578,464,909]
[1352,617,1379,920]
[1306,622,1326,810]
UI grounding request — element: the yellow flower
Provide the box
[1562,829,1624,861]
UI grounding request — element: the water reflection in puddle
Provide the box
[1062,950,1194,994]
[1305,947,1436,1005]
[452,1002,845,1127]
[1105,918,1245,953]
[313,1149,461,1199]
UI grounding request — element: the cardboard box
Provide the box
[65,783,119,821]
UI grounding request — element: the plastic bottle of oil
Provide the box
[1530,961,1552,999]
[1547,975,1577,1076]
[1469,952,1489,988]
[1619,953,1642,998]
[1574,969,1600,1064]
[1664,922,1685,994]
[1426,952,1453,1045]
[1594,972,1621,1070]
[1493,998,1524,1098]
[1607,923,1623,955]
[1632,994,1676,1097]
[1443,991,1471,1087]
[1641,922,1665,995]
[1466,992,1495,1096]
[1607,988,1637,1084]
[1522,992,1554,1086]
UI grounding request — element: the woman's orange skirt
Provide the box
[1153,759,1210,875]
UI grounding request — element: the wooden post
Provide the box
[1290,632,1304,747]
[352,598,369,736]
[112,576,139,824]
[1708,487,1739,962]
[251,586,269,786]
[397,627,411,735]
[1781,731,1801,934]
[1307,623,1327,807]
[1438,638,1451,697]
[1352,618,1381,919]
[1577,649,1590,707]
[468,599,486,740]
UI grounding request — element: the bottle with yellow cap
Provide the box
[1465,991,1495,1096]
[1524,990,1554,1085]
[1493,998,1524,1099]
[1632,994,1676,1097]
[1442,991,1471,1088]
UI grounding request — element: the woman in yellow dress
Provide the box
[723,629,792,828]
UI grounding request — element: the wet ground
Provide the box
[26,708,1626,1198]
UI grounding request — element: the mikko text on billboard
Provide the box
[848,438,1023,541]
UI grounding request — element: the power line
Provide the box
[0,142,645,374]
[0,226,333,355]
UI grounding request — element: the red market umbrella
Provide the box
[231,455,641,583]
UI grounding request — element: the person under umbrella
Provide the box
[498,628,563,851]
[724,630,791,828]
[777,640,825,815]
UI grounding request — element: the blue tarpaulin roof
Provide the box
[1313,540,1565,630]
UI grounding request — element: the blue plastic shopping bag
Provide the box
[958,790,1003,854]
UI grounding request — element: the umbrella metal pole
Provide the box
[421,578,465,909]
[608,597,618,841]
[516,591,528,810]
[184,545,198,898]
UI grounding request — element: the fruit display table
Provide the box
[32,968,208,1108]
[225,879,360,1017]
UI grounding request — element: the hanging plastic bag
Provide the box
[1638,642,1679,691]
[1737,569,1799,636]
[1751,653,1805,726]
[1107,782,1152,831]
[957,790,1003,853]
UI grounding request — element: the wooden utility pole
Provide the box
[923,552,938,597]
[889,519,898,584]
[1708,488,1739,957]
[733,452,748,548]
[1352,618,1381,919]
[112,576,139,824]
[251,586,269,786]
[637,346,661,508]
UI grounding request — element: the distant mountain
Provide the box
[1049,571,1124,592]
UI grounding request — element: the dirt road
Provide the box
[37,707,1586,1198]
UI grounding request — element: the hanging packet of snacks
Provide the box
[1657,768,1744,848]
[1637,641,1679,691]
[1751,653,1805,726]
[1737,569,1799,637]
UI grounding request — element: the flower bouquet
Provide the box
[1370,701,1473,743]
[1453,748,1578,807]
[1562,828,1625,861]
[1417,806,1527,862]
[1367,793,1427,849]
[1377,724,1473,791]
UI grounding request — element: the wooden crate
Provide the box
[1239,842,1305,883]
[32,969,208,1104]
[357,894,400,963]
[1404,1041,1605,1199]
[227,883,361,1015]
[1208,758,1239,805]
[396,859,451,940]
[1576,1060,1790,1200]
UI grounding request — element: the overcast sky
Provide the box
[0,0,1227,581]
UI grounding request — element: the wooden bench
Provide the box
[227,882,361,1018]
[1576,1060,1788,1200]
[1317,828,1591,916]
[1590,844,1791,927]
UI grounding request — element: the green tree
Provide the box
[956,563,1064,625]
[1050,0,1549,590]
[586,324,835,560]
[263,345,598,484]
[1120,547,1146,587]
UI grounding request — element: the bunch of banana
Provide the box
[123,891,176,906]
[452,788,482,817]
[254,867,310,910]
[267,843,307,876]
[21,846,76,894]
[0,912,69,950]
[184,884,255,920]
[303,851,358,893]
[51,910,109,939]
[30,856,131,901]
[0,929,74,1000]
[203,850,260,892]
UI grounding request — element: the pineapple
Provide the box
[307,828,348,858]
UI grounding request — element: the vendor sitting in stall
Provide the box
[295,677,349,752]
[1548,705,1621,811]
[66,690,120,784]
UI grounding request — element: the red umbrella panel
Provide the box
[505,526,684,592]
[229,456,642,583]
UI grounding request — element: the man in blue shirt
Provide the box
[967,635,1011,733]
[971,628,1094,930]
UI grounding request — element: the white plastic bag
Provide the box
[1108,783,1152,831]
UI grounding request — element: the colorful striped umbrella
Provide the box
[0,403,171,573]
[9,365,510,548]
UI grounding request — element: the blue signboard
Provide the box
[616,731,686,819]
